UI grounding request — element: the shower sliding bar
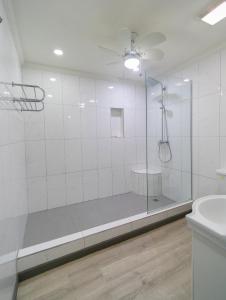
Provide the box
[0,81,45,112]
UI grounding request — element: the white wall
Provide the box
[0,1,27,299]
[171,48,226,199]
[23,65,146,213]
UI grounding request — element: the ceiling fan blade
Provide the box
[98,46,121,58]
[145,49,164,61]
[106,61,122,66]
[137,32,166,50]
[117,27,131,50]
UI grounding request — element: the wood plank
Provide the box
[17,218,192,300]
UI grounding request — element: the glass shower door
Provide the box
[146,73,192,213]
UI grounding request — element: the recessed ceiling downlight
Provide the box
[53,49,64,56]
[201,1,226,25]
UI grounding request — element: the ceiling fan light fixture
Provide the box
[133,66,140,72]
[124,54,140,70]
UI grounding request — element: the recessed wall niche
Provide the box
[111,108,124,138]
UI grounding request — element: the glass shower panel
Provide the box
[146,74,192,213]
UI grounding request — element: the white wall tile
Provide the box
[147,108,161,137]
[192,97,199,137]
[220,91,226,137]
[198,52,220,97]
[112,138,124,167]
[123,84,135,108]
[81,107,97,138]
[26,140,46,178]
[22,68,42,86]
[124,109,135,137]
[192,137,199,174]
[98,138,111,168]
[181,172,192,202]
[28,177,47,213]
[135,109,146,137]
[165,102,182,137]
[198,94,219,137]
[8,111,24,143]
[99,168,112,198]
[82,139,97,170]
[164,137,182,171]
[65,139,82,172]
[124,165,133,193]
[181,64,198,99]
[44,86,62,105]
[192,174,199,200]
[95,80,113,108]
[198,137,219,179]
[43,72,61,90]
[219,137,226,168]
[47,174,66,209]
[83,170,98,201]
[198,176,218,198]
[46,140,65,175]
[43,72,62,105]
[135,85,146,108]
[124,138,137,165]
[24,112,45,141]
[181,99,191,137]
[62,74,79,105]
[182,137,191,173]
[109,83,124,108]
[147,138,161,169]
[136,137,146,165]
[221,48,226,91]
[0,110,9,146]
[97,107,111,138]
[112,167,126,195]
[79,77,96,106]
[162,168,182,201]
[45,104,64,139]
[218,176,226,194]
[66,172,83,204]
[63,105,80,139]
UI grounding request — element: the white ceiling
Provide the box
[11,0,226,79]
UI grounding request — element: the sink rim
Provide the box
[186,195,226,249]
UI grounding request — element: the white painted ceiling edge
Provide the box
[3,0,24,64]
[4,0,145,83]
[4,0,226,83]
[161,38,226,80]
[23,61,145,86]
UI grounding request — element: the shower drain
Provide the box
[152,198,159,202]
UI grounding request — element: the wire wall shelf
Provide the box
[0,81,45,112]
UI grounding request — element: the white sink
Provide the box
[187,195,226,300]
[186,195,226,248]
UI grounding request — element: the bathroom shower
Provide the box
[146,76,172,163]
[158,87,172,163]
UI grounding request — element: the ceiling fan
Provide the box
[98,29,166,72]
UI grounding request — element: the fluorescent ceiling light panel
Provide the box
[201,1,226,25]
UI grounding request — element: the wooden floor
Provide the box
[17,218,192,300]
